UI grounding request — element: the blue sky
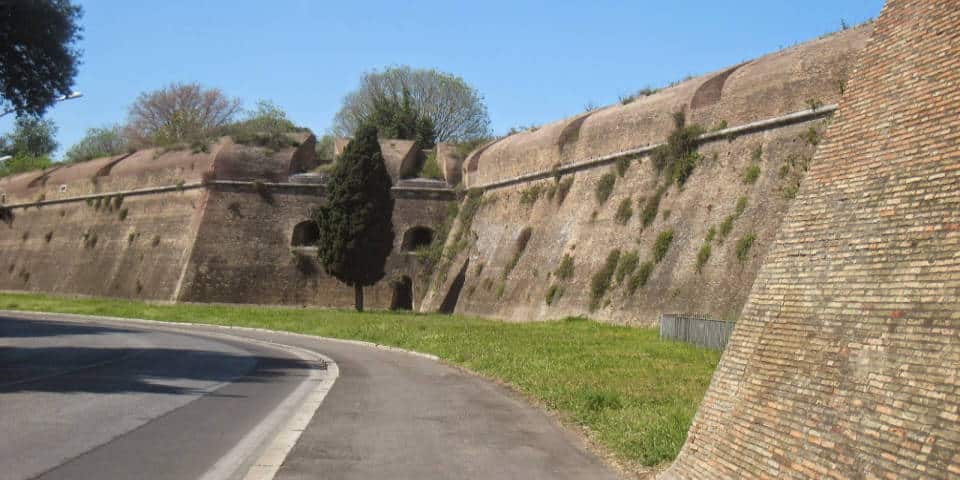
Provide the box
[4,1,882,159]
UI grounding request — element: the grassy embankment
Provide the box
[0,292,719,468]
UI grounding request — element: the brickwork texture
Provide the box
[661,1,960,478]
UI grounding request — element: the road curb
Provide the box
[0,309,441,480]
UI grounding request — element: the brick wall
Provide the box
[662,1,960,478]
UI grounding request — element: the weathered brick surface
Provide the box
[662,1,960,478]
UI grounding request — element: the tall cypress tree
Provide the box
[313,124,395,311]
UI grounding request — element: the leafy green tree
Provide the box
[1,116,58,157]
[366,90,436,148]
[64,125,128,163]
[223,100,305,150]
[313,124,395,311]
[0,116,57,177]
[333,66,490,142]
[0,1,83,117]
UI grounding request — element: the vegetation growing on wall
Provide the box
[590,249,620,310]
[595,172,617,204]
[555,254,575,280]
[615,250,640,283]
[641,186,667,227]
[628,261,654,294]
[653,229,674,263]
[736,233,756,263]
[696,244,711,273]
[651,112,704,187]
[615,198,634,225]
[519,183,545,207]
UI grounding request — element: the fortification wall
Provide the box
[177,183,452,309]
[463,25,871,188]
[663,1,960,477]
[0,187,206,301]
[423,26,871,325]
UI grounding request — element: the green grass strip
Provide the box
[0,292,719,467]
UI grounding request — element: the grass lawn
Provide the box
[0,292,719,469]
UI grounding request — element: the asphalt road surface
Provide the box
[0,312,619,480]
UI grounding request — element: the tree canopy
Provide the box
[333,66,490,142]
[313,124,395,311]
[0,117,57,177]
[0,1,83,117]
[64,125,129,163]
[123,82,242,148]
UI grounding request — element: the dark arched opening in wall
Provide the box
[390,276,413,311]
[291,220,320,247]
[401,226,434,252]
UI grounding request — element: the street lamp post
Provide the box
[0,91,82,118]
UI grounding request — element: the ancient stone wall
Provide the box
[0,187,205,300]
[178,182,452,309]
[662,1,960,477]
[0,134,453,309]
[422,27,871,325]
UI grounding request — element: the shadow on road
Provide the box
[0,316,139,338]
[0,317,317,396]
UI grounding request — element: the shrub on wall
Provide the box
[705,226,717,243]
[627,261,654,294]
[555,254,575,280]
[743,165,761,184]
[545,284,563,305]
[615,198,634,225]
[736,233,756,263]
[616,156,631,177]
[595,172,616,204]
[615,250,640,283]
[651,111,704,187]
[641,186,667,227]
[519,183,544,207]
[590,249,620,310]
[696,243,711,273]
[652,229,674,263]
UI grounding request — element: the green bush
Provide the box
[615,250,640,283]
[653,229,674,263]
[118,208,128,221]
[555,254,575,280]
[743,165,761,184]
[641,186,667,227]
[590,250,621,309]
[628,261,654,294]
[545,284,563,305]
[800,126,821,145]
[419,151,444,180]
[735,196,748,216]
[650,112,704,186]
[719,215,735,240]
[736,233,756,263]
[696,243,711,273]
[595,172,617,204]
[705,226,717,243]
[519,184,544,207]
[614,198,634,225]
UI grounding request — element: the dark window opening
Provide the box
[291,220,320,247]
[390,276,413,311]
[401,226,434,252]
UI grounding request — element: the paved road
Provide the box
[0,312,619,480]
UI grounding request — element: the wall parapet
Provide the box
[471,104,836,192]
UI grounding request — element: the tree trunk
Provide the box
[354,284,364,312]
